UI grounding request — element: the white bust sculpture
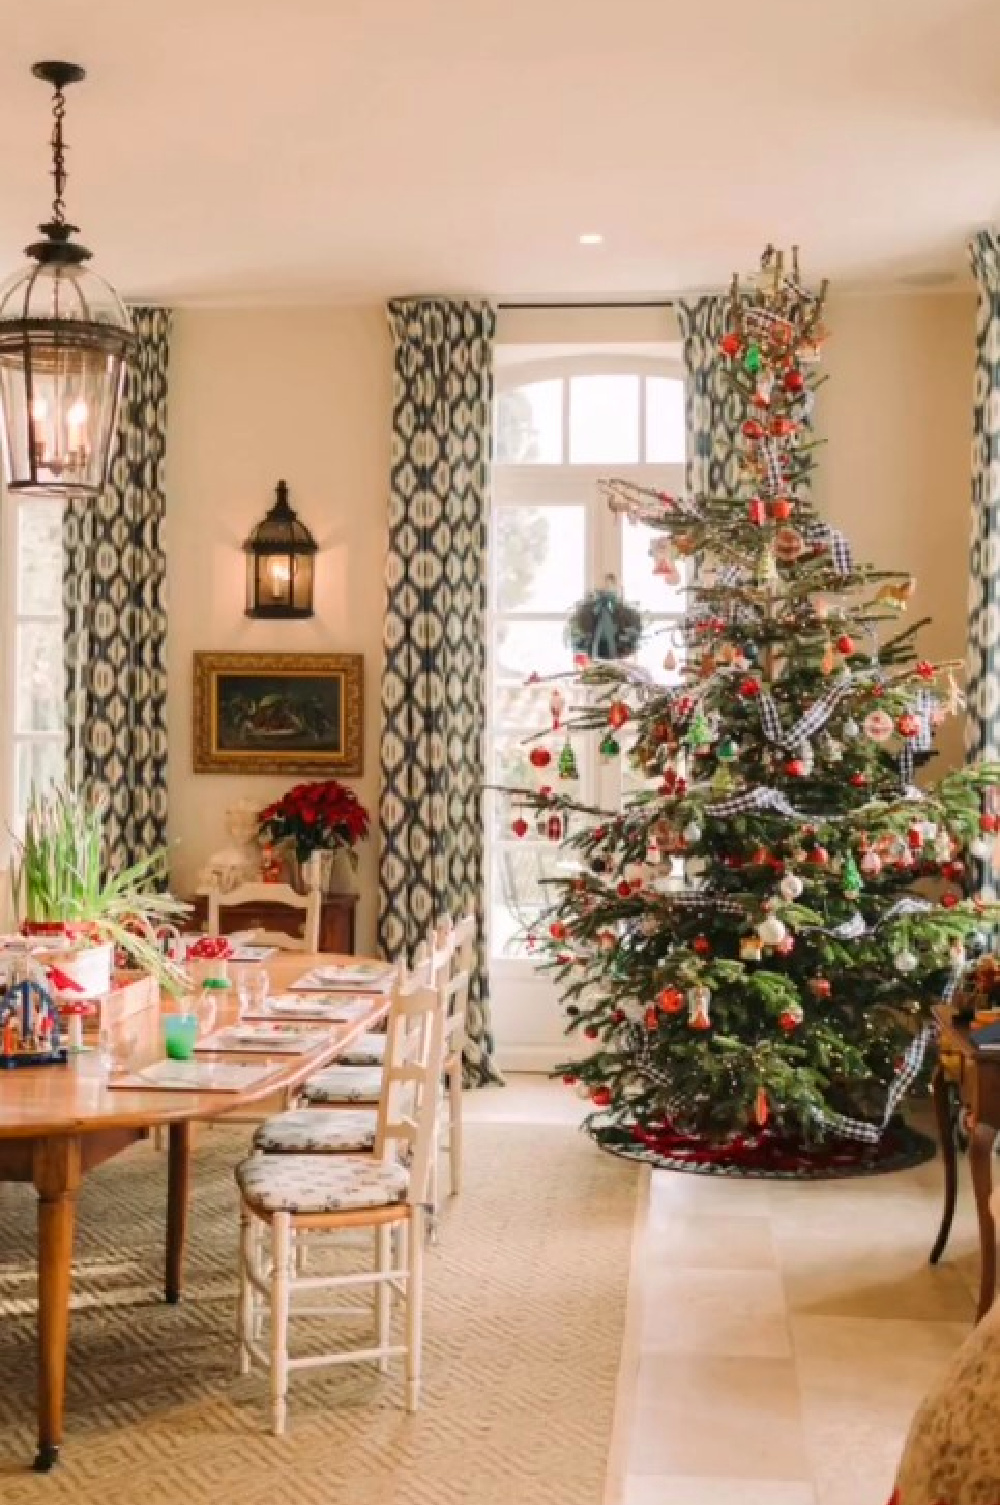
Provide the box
[196,799,263,894]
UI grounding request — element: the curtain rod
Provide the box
[497,299,674,310]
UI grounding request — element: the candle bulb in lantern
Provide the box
[268,557,292,600]
[30,397,48,464]
[66,398,88,462]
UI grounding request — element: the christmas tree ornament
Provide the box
[784,368,805,394]
[897,712,920,739]
[615,880,631,898]
[768,497,794,522]
[754,1086,770,1127]
[550,688,566,729]
[658,986,685,1014]
[557,740,579,780]
[749,498,766,526]
[738,676,762,699]
[583,1024,599,1040]
[692,935,712,956]
[685,711,712,749]
[546,812,564,842]
[775,527,805,562]
[623,862,646,890]
[806,845,830,866]
[664,648,678,672]
[529,746,551,769]
[970,835,993,860]
[849,772,867,788]
[835,634,855,655]
[591,1087,612,1108]
[776,934,796,955]
[744,342,763,374]
[894,948,918,974]
[779,1002,805,1031]
[821,638,836,676]
[688,985,712,1030]
[512,815,528,839]
[916,660,935,680]
[549,921,567,941]
[599,733,620,761]
[779,873,804,900]
[863,710,893,742]
[981,813,999,834]
[720,331,741,358]
[843,717,860,739]
[644,1005,659,1030]
[646,836,662,865]
[784,757,806,777]
[907,826,924,851]
[941,893,959,910]
[740,935,764,962]
[860,849,882,877]
[607,700,630,730]
[649,535,681,584]
[841,855,863,897]
[758,914,788,946]
[683,820,703,843]
[597,930,617,952]
[808,976,832,998]
[717,736,739,761]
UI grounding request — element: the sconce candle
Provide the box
[244,479,318,619]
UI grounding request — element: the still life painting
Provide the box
[193,652,363,774]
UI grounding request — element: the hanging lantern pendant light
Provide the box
[0,61,136,499]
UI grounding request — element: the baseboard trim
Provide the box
[495,1043,587,1074]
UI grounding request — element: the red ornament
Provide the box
[529,746,552,768]
[981,814,999,833]
[916,660,935,680]
[941,893,959,909]
[607,701,630,730]
[806,845,830,866]
[591,1087,612,1108]
[849,772,867,788]
[583,1025,599,1040]
[549,921,567,941]
[742,419,764,440]
[512,817,529,838]
[897,713,920,738]
[768,497,793,521]
[748,498,766,525]
[720,332,741,358]
[907,827,924,851]
[644,1006,658,1029]
[778,1010,800,1032]
[809,977,832,998]
[835,634,855,655]
[616,881,632,899]
[692,935,712,956]
[770,417,796,438]
[658,987,685,1013]
[738,677,762,699]
[784,369,805,394]
[784,758,806,777]
[776,935,795,955]
[562,1074,577,1086]
[871,683,886,698]
[754,1086,770,1127]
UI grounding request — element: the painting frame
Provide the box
[192,652,364,776]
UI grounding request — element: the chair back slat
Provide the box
[207,883,322,953]
[374,978,447,1204]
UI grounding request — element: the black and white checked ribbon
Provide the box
[798,896,937,941]
[814,1024,934,1144]
[804,520,852,575]
[759,680,853,757]
[758,438,786,496]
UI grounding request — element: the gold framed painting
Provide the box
[193,652,363,775]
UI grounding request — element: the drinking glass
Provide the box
[164,1014,199,1060]
[236,967,269,1020]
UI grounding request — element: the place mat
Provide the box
[291,962,395,994]
[195,1024,331,1055]
[244,993,373,1023]
[108,1059,281,1093]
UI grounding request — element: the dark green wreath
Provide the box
[566,586,644,661]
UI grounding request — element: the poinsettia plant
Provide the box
[257,780,370,867]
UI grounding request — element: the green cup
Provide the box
[164,1013,198,1061]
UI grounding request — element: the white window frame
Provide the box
[487,351,687,1005]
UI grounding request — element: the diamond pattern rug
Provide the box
[0,1121,639,1503]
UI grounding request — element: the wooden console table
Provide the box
[930,1003,1000,1321]
[185,890,357,955]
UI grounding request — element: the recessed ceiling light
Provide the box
[579,232,604,246]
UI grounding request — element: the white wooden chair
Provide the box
[235,977,446,1432]
[207,882,321,953]
[437,913,476,1197]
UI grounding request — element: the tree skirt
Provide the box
[592,1117,936,1180]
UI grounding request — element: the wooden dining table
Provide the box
[0,951,391,1472]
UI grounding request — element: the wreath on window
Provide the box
[566,579,644,661]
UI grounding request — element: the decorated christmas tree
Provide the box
[509,246,999,1173]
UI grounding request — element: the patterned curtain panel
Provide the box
[379,297,500,1085]
[64,306,171,870]
[676,296,744,500]
[967,230,1000,765]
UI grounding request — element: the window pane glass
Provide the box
[646,376,686,462]
[493,677,554,732]
[494,619,574,683]
[495,505,585,614]
[495,380,562,464]
[18,499,63,615]
[621,520,687,613]
[569,375,640,463]
[17,621,64,733]
[16,740,65,817]
[634,620,685,684]
[491,841,571,958]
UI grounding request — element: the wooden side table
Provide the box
[930,1003,1000,1321]
[185,891,358,956]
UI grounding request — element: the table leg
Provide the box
[32,1136,82,1472]
[165,1122,191,1305]
[970,1122,999,1322]
[929,1065,958,1264]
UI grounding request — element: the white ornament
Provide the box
[758,915,788,946]
[683,821,703,843]
[920,821,939,841]
[779,874,804,900]
[859,849,882,877]
[894,949,918,974]
[842,717,860,739]
[864,710,893,743]
[970,836,993,861]
[623,862,646,890]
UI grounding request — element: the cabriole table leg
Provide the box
[32,1135,82,1471]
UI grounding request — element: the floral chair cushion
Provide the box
[236,1153,408,1215]
[252,1109,378,1154]
[339,1032,387,1067]
[301,1066,382,1104]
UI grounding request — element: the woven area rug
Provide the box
[0,1121,640,1504]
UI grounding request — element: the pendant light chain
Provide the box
[49,82,69,227]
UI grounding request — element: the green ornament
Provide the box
[717,736,739,762]
[599,733,620,761]
[684,712,712,749]
[742,642,759,664]
[842,855,863,896]
[744,343,762,374]
[711,765,734,794]
[558,740,579,780]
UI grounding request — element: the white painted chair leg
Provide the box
[270,1213,291,1436]
[376,1224,392,1374]
[447,1070,463,1197]
[238,1205,253,1375]
[405,1206,424,1413]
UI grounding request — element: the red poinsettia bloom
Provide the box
[257,779,371,862]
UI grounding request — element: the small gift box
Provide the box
[186,935,233,983]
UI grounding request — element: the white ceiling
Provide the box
[0,0,997,305]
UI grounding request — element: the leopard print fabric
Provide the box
[892,1301,1000,1504]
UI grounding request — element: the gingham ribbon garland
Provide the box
[804,520,853,575]
[797,895,938,941]
[758,438,786,497]
[758,680,853,756]
[705,782,927,825]
[814,1024,934,1144]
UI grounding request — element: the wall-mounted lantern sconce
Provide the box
[244,480,317,619]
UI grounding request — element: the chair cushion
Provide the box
[301,1065,383,1104]
[236,1154,408,1215]
[252,1109,377,1154]
[339,1032,387,1067]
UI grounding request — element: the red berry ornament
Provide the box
[784,758,806,777]
[835,634,855,655]
[720,332,741,358]
[784,369,805,394]
[608,701,630,730]
[738,677,762,699]
[768,497,793,521]
[849,772,867,787]
[807,845,830,866]
[941,893,959,909]
[583,1025,599,1040]
[512,817,529,838]
[897,713,920,738]
[591,1087,612,1108]
[658,987,685,1013]
[981,814,999,833]
[916,660,935,680]
[742,419,764,440]
[692,935,712,956]
[529,746,552,768]
[549,921,567,941]
[616,881,632,899]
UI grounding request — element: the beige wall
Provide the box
[165,306,390,953]
[813,291,976,769]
